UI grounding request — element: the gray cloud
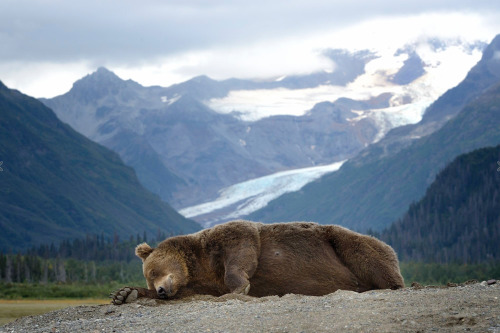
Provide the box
[1,0,499,65]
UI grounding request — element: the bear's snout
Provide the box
[157,274,175,299]
[157,286,167,298]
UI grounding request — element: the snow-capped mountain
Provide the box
[249,34,500,232]
[41,37,486,226]
[207,39,483,126]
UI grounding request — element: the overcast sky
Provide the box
[1,0,500,98]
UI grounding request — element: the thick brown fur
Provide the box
[112,220,404,304]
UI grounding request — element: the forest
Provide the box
[380,145,500,264]
[0,232,170,298]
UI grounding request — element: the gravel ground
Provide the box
[1,281,499,333]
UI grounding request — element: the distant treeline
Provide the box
[26,231,173,262]
[0,254,141,285]
[0,231,174,285]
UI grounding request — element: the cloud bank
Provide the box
[0,0,499,97]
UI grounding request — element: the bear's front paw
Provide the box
[110,287,139,305]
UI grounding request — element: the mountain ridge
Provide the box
[0,81,200,251]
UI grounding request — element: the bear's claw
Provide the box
[232,283,251,295]
[111,288,139,305]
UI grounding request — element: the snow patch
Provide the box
[160,94,181,105]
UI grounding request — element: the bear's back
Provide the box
[249,222,359,296]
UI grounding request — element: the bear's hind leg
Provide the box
[325,226,404,290]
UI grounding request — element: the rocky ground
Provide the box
[1,280,499,333]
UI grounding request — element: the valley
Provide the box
[41,38,485,226]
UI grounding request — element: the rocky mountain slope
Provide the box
[0,82,200,252]
[249,35,500,231]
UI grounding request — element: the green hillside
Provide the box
[381,145,500,263]
[0,81,200,252]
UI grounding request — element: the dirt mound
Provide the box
[2,281,499,332]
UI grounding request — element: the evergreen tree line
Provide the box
[380,145,500,264]
[0,253,144,285]
[0,230,175,284]
[27,230,174,262]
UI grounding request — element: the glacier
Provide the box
[179,160,345,227]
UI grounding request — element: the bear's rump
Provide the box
[248,234,360,297]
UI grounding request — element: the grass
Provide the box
[400,262,500,286]
[0,281,146,300]
[0,299,109,325]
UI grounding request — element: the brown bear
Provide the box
[111,220,404,304]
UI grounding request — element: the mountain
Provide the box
[0,81,200,252]
[40,68,188,205]
[249,35,500,231]
[41,40,485,218]
[41,61,386,208]
[380,145,500,263]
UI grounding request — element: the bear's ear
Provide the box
[135,242,153,261]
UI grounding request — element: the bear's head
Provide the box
[135,242,189,299]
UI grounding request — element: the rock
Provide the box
[463,279,479,285]
[411,282,423,289]
[104,309,115,315]
[487,279,497,285]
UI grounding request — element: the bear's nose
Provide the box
[157,286,167,298]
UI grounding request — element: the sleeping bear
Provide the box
[111,220,404,304]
